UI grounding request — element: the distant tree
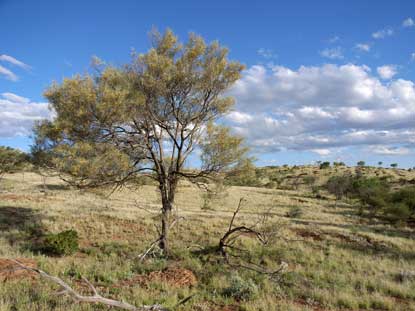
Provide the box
[0,146,27,183]
[319,161,330,169]
[378,161,383,166]
[357,161,365,167]
[32,29,247,255]
[391,163,398,168]
[325,175,353,200]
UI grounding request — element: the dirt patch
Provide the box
[0,258,38,282]
[117,267,197,288]
[293,228,324,241]
[328,231,389,251]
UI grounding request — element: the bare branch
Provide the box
[11,260,168,311]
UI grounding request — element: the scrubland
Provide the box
[1,166,415,310]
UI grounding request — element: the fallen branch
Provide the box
[11,260,168,311]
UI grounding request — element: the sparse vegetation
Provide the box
[1,165,415,310]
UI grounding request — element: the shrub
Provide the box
[41,230,79,256]
[222,274,258,301]
[286,206,303,218]
[351,177,390,213]
[319,161,330,169]
[325,175,353,200]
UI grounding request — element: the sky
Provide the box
[1,0,414,168]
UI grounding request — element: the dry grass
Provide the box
[1,168,415,311]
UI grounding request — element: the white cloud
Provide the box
[355,43,371,52]
[320,47,344,59]
[0,65,18,81]
[0,54,31,70]
[311,149,331,156]
[1,92,30,104]
[227,63,415,155]
[370,146,411,156]
[328,36,340,43]
[377,65,397,80]
[411,53,415,61]
[0,93,53,137]
[226,111,253,124]
[257,48,277,59]
[402,17,414,28]
[372,28,394,39]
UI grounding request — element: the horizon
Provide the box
[1,0,414,168]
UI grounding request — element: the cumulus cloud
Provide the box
[0,93,53,137]
[355,43,371,52]
[226,63,415,155]
[320,47,344,59]
[377,65,397,80]
[372,28,394,39]
[402,17,414,28]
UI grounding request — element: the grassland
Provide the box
[1,167,415,310]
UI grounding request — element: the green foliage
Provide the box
[351,177,390,212]
[41,230,79,256]
[222,274,258,301]
[319,161,330,169]
[357,161,366,167]
[391,163,398,168]
[200,122,249,174]
[0,146,28,177]
[225,158,258,186]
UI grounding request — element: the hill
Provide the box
[0,168,415,310]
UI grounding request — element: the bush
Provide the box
[222,274,258,301]
[325,175,353,200]
[351,177,390,213]
[286,206,303,218]
[41,230,79,256]
[319,161,330,169]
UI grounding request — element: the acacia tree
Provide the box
[33,30,247,255]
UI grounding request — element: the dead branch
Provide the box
[11,260,168,311]
[219,198,288,279]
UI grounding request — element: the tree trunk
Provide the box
[159,200,171,256]
[158,178,177,256]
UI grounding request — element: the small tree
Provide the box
[319,161,330,169]
[357,161,365,167]
[378,161,383,166]
[0,146,27,185]
[325,175,353,200]
[391,163,398,168]
[33,30,247,255]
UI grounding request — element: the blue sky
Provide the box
[1,0,414,167]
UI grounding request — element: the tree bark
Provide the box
[158,177,177,256]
